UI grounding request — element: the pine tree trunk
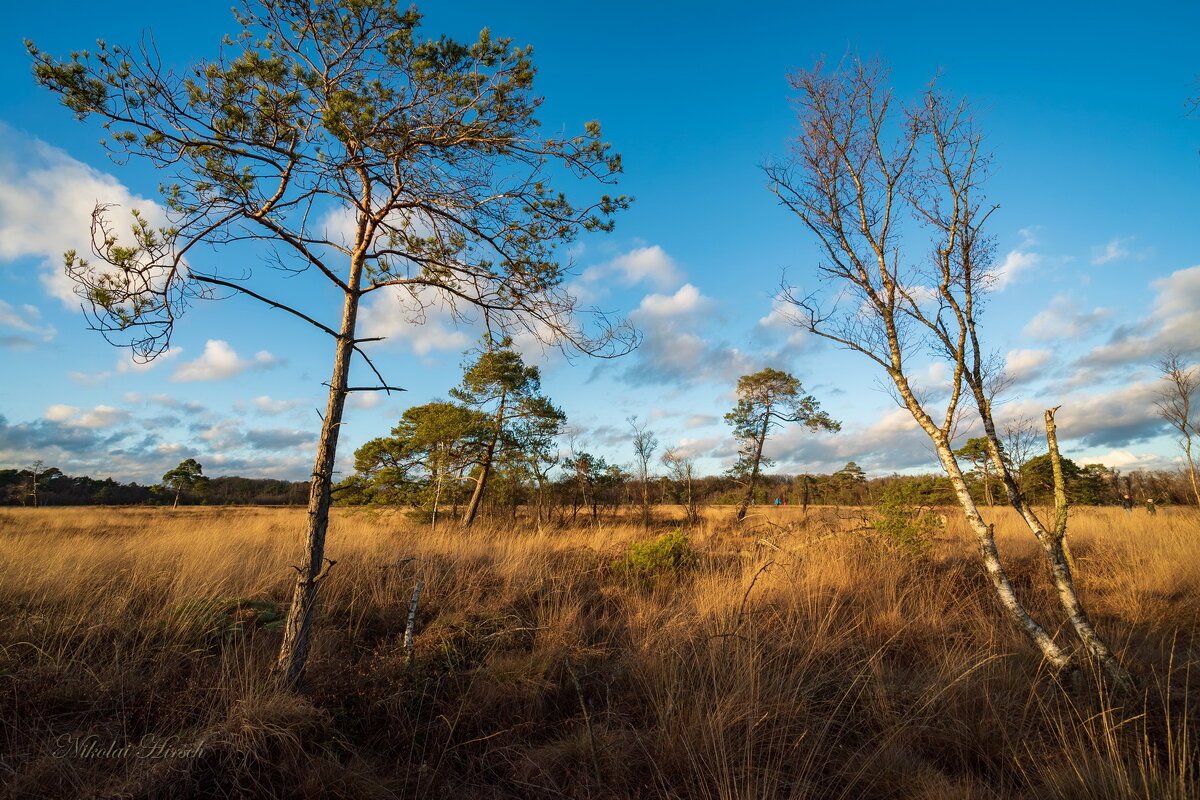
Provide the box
[462,391,505,528]
[452,467,463,518]
[273,265,362,689]
[461,446,493,528]
[736,415,771,522]
[431,470,444,532]
[533,471,545,528]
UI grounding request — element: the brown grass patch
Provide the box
[0,504,1196,798]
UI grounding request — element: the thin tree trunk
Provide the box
[930,426,1075,674]
[685,472,696,526]
[462,390,505,528]
[535,478,544,528]
[573,465,591,523]
[452,467,463,518]
[889,375,1076,676]
[461,450,493,527]
[973,398,1132,687]
[1184,437,1200,507]
[736,415,771,522]
[588,472,599,522]
[273,264,362,688]
[403,581,423,664]
[964,320,1132,687]
[431,469,444,532]
[983,458,993,507]
[1042,408,1134,690]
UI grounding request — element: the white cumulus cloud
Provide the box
[1072,265,1200,375]
[635,283,710,318]
[990,227,1059,292]
[1085,449,1174,471]
[357,285,474,358]
[44,404,131,429]
[1023,295,1113,341]
[1005,349,1052,384]
[0,300,54,336]
[0,124,168,306]
[171,340,282,382]
[992,249,1042,292]
[580,245,684,293]
[250,396,304,415]
[0,300,56,349]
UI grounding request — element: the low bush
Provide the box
[613,530,698,578]
[872,482,943,556]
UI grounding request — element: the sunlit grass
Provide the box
[0,504,1196,798]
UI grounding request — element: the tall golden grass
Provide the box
[0,504,1196,799]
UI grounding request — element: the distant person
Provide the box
[1120,494,1134,513]
[1145,498,1158,515]
[774,498,781,506]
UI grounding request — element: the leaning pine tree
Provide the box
[725,368,839,522]
[767,56,1131,689]
[450,336,565,528]
[29,0,636,687]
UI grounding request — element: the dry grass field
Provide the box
[0,504,1197,799]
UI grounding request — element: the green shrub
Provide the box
[871,484,942,556]
[613,530,699,578]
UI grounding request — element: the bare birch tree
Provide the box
[1002,416,1040,500]
[766,56,1131,688]
[27,460,44,509]
[629,415,658,528]
[662,447,700,527]
[1155,351,1200,506]
[30,0,636,687]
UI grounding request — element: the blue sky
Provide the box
[1,1,1198,484]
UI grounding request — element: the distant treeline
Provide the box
[1,457,1191,510]
[333,456,1194,519]
[0,467,309,507]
